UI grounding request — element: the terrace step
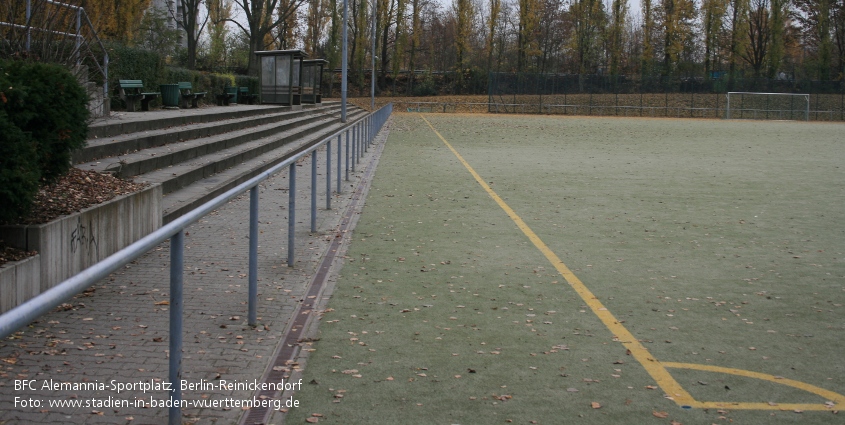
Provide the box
[74,101,366,224]
[161,109,368,222]
[75,103,341,164]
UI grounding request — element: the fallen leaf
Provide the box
[154,301,169,306]
[653,411,669,418]
[591,402,601,409]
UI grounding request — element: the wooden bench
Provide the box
[238,87,258,105]
[178,82,206,109]
[117,80,160,112]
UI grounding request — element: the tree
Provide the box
[135,7,182,56]
[229,0,308,75]
[701,0,727,76]
[517,0,541,72]
[206,0,233,71]
[741,0,771,77]
[641,0,657,75]
[569,0,606,75]
[173,0,207,69]
[486,0,502,72]
[80,0,151,43]
[607,0,629,76]
[659,0,696,76]
[453,0,473,89]
[793,0,834,79]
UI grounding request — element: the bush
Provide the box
[0,60,88,222]
[108,42,261,109]
[1,60,89,183]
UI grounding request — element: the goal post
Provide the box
[725,92,810,121]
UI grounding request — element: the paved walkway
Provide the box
[0,116,391,425]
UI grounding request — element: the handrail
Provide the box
[0,102,392,424]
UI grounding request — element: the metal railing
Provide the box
[0,103,393,424]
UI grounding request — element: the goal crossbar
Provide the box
[725,92,810,121]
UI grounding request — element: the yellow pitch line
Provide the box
[420,115,697,406]
[420,115,844,411]
[663,362,845,410]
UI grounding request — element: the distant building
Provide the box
[148,0,187,48]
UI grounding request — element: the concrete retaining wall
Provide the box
[0,255,41,314]
[0,184,161,312]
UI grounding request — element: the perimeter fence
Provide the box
[488,73,845,121]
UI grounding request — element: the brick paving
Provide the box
[0,117,391,425]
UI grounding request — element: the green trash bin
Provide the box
[160,84,180,108]
[226,86,238,104]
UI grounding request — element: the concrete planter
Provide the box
[0,255,41,314]
[0,184,162,313]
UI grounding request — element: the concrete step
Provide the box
[87,101,341,139]
[162,109,369,222]
[76,104,342,164]
[134,108,367,195]
[77,108,341,178]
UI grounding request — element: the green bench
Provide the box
[238,87,258,105]
[178,82,206,109]
[216,87,236,106]
[117,79,160,112]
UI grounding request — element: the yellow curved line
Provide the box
[420,115,845,412]
[663,362,843,410]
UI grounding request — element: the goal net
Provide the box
[725,92,810,121]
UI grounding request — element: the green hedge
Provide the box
[0,59,89,222]
[108,44,258,110]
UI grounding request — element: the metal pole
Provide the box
[342,0,349,122]
[311,150,317,233]
[326,141,332,209]
[337,134,343,191]
[352,125,357,172]
[288,165,296,267]
[26,0,31,52]
[248,186,258,326]
[345,129,350,181]
[168,230,184,425]
[371,0,376,111]
[75,9,81,66]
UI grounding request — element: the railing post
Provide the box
[25,0,32,52]
[75,8,81,65]
[326,141,332,209]
[345,129,350,181]
[248,186,258,326]
[352,125,357,172]
[168,230,184,425]
[288,164,296,267]
[311,150,317,233]
[337,134,343,191]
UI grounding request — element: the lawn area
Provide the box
[287,113,844,424]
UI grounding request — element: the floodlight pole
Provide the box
[341,0,348,122]
[371,0,376,110]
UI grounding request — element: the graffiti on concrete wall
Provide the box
[70,217,99,258]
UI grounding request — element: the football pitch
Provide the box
[287,113,844,424]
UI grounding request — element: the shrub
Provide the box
[0,60,87,222]
[1,60,89,183]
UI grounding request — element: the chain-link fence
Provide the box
[488,73,845,121]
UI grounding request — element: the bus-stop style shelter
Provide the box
[256,49,306,105]
[302,59,328,104]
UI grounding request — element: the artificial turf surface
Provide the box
[286,114,844,424]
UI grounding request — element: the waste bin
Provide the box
[159,84,180,108]
[226,86,238,104]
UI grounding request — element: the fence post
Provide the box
[288,164,296,266]
[248,186,259,326]
[327,141,332,210]
[168,230,184,425]
[311,150,317,233]
[345,129,350,181]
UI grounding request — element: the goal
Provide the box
[725,92,810,121]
